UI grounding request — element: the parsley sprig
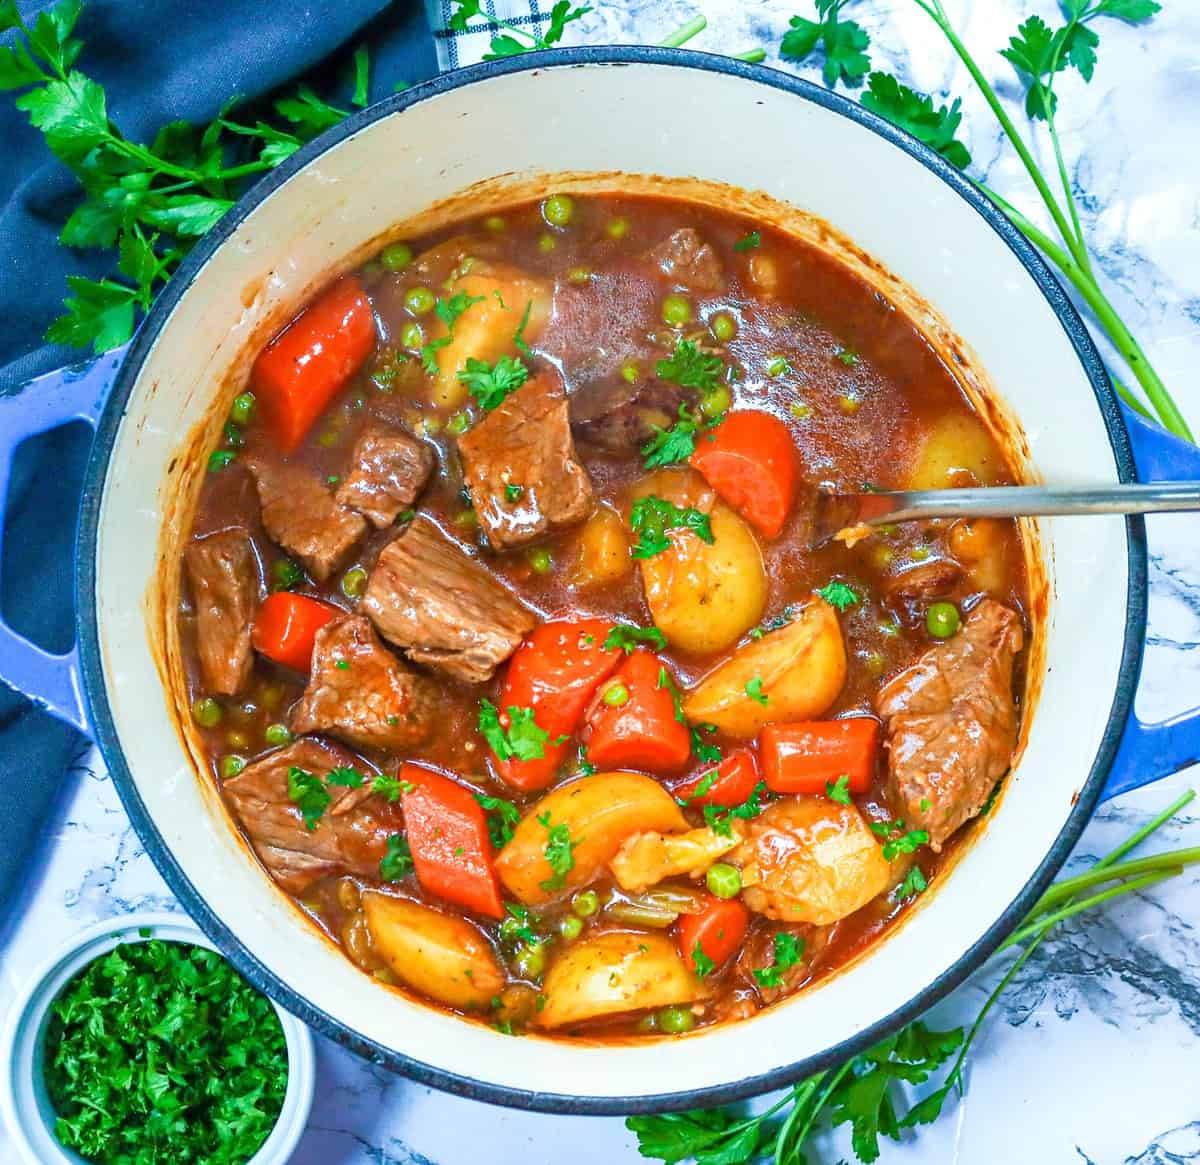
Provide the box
[448,0,592,60]
[655,338,724,394]
[605,623,667,654]
[641,403,725,470]
[458,352,529,410]
[421,291,485,374]
[476,792,521,849]
[536,811,579,891]
[703,780,770,838]
[478,699,551,762]
[629,495,714,559]
[752,931,805,989]
[781,0,871,87]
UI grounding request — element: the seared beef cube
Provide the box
[184,528,261,696]
[248,457,366,581]
[882,558,964,605]
[223,737,401,893]
[875,599,1024,850]
[458,373,594,549]
[362,519,535,683]
[571,376,697,454]
[290,613,435,752]
[646,228,724,294]
[335,424,435,528]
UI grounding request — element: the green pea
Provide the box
[226,729,250,751]
[514,941,546,979]
[404,286,436,315]
[421,416,444,437]
[572,889,600,918]
[605,216,630,240]
[710,312,737,343]
[447,411,472,435]
[560,915,584,940]
[926,601,961,639]
[229,392,255,426]
[766,355,790,377]
[454,507,477,528]
[399,322,424,350]
[542,194,575,227]
[207,450,236,473]
[316,428,340,448]
[657,1006,695,1034]
[264,723,292,747]
[380,242,414,271]
[567,266,593,286]
[220,754,246,779]
[603,682,629,707]
[499,915,524,943]
[259,684,284,710]
[483,215,506,233]
[661,294,692,327]
[527,547,553,574]
[270,558,305,592]
[635,1013,659,1033]
[341,567,368,598]
[538,232,558,254]
[192,697,223,728]
[620,361,640,385]
[706,862,742,900]
[700,386,731,419]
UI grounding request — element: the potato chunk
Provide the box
[571,504,631,589]
[426,260,551,407]
[495,773,688,906]
[538,931,701,1029]
[906,413,1002,490]
[360,892,504,1010]
[682,599,846,738]
[610,824,743,893]
[634,468,766,655]
[732,798,890,925]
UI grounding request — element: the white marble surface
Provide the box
[4,1,1200,1162]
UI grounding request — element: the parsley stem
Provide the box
[659,15,707,48]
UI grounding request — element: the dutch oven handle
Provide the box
[0,349,126,734]
[1103,405,1200,800]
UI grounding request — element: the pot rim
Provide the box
[74,47,1147,1115]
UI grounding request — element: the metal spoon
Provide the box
[811,482,1200,547]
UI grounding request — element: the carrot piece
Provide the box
[674,748,759,808]
[760,718,879,795]
[689,409,798,538]
[496,619,619,792]
[251,592,339,672]
[676,895,749,972]
[252,277,377,451]
[399,764,504,919]
[584,651,691,774]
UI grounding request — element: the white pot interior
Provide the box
[89,60,1130,1103]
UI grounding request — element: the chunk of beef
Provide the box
[361,519,535,683]
[458,373,594,549]
[646,228,724,294]
[290,613,436,753]
[733,921,830,1004]
[883,557,964,605]
[184,528,261,696]
[875,599,1024,850]
[248,457,366,581]
[223,737,401,893]
[570,377,697,454]
[335,424,435,528]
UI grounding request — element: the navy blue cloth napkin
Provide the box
[0,0,437,915]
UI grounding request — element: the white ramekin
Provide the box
[1,911,315,1165]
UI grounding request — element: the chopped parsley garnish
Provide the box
[396,508,416,524]
[380,834,414,881]
[816,580,860,611]
[691,942,716,980]
[605,624,667,654]
[733,230,762,251]
[655,667,687,725]
[688,769,720,802]
[577,746,596,777]
[476,793,521,849]
[505,483,524,502]
[871,818,931,861]
[457,352,529,410]
[513,299,535,359]
[287,766,330,831]
[896,865,928,902]
[704,781,770,838]
[334,659,350,670]
[655,338,724,394]
[690,724,722,766]
[536,812,579,892]
[325,766,364,788]
[502,902,540,946]
[745,677,768,706]
[478,699,550,761]
[420,290,485,373]
[629,495,714,559]
[43,939,287,1165]
[826,775,852,805]
[836,347,860,366]
[748,605,796,640]
[752,931,805,989]
[640,404,723,469]
[371,774,414,803]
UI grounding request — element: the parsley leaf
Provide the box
[691,942,716,980]
[752,931,805,989]
[371,774,414,803]
[745,677,768,706]
[448,0,592,60]
[420,290,485,373]
[781,0,871,88]
[604,623,667,654]
[656,338,724,394]
[476,793,521,849]
[733,230,761,251]
[861,72,972,170]
[826,774,852,804]
[641,404,704,469]
[704,781,769,838]
[872,818,931,861]
[479,700,551,762]
[536,811,579,891]
[287,766,330,831]
[690,725,722,766]
[629,495,714,559]
[816,579,860,611]
[457,353,529,410]
[325,766,365,788]
[380,834,414,881]
[896,865,928,902]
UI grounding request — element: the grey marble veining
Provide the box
[3,2,1200,1162]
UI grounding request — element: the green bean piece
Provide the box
[542,193,575,228]
[341,567,368,598]
[926,601,961,639]
[264,723,292,747]
[192,697,223,728]
[404,286,436,315]
[229,392,255,426]
[710,312,737,343]
[661,294,692,327]
[220,754,246,779]
[571,889,600,918]
[380,242,414,271]
[657,1006,695,1034]
[705,863,742,899]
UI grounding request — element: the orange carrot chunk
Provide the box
[251,592,339,672]
[674,748,760,808]
[760,718,879,795]
[584,650,691,774]
[676,894,750,972]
